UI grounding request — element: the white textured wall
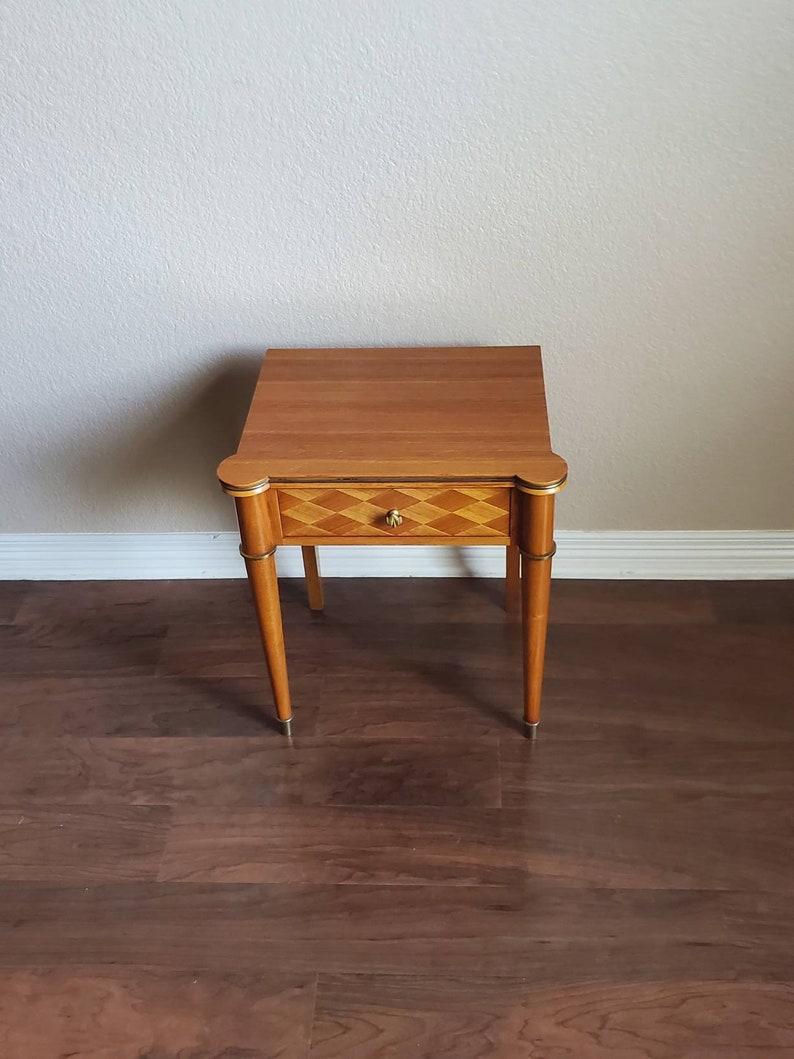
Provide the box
[2,0,792,532]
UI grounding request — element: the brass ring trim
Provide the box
[516,477,567,496]
[221,480,270,497]
[239,544,277,561]
[519,543,557,561]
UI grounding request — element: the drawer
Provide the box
[276,485,511,539]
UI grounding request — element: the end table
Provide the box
[218,346,567,737]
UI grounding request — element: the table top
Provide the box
[218,346,567,491]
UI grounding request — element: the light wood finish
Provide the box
[219,346,566,732]
[243,553,292,724]
[233,491,292,725]
[217,346,567,490]
[233,488,277,556]
[505,544,521,616]
[279,485,510,539]
[519,492,556,729]
[301,547,324,612]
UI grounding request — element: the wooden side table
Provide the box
[218,346,567,738]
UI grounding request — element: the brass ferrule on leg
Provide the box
[239,545,277,562]
[518,543,557,561]
[524,721,540,740]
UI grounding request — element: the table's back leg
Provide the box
[301,546,324,611]
[228,487,293,736]
[505,544,521,617]
[518,491,556,738]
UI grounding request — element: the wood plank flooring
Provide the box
[0,576,792,1057]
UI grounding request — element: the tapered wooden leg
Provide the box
[519,492,556,738]
[301,546,324,611]
[505,544,521,617]
[243,552,292,731]
[231,488,293,734]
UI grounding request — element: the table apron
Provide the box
[273,484,515,543]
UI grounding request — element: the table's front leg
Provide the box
[227,485,293,736]
[505,543,521,617]
[517,489,557,739]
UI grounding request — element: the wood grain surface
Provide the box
[0,576,792,1057]
[277,484,511,539]
[0,968,314,1057]
[217,346,568,488]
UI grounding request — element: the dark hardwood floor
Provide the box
[0,576,792,1057]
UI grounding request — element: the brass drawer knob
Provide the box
[385,509,403,528]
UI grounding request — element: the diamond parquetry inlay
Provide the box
[277,486,510,538]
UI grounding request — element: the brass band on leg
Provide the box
[239,544,277,562]
[519,542,557,562]
[516,478,567,496]
[221,481,270,497]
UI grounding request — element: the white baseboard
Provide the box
[0,531,792,580]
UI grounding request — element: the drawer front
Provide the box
[277,485,510,538]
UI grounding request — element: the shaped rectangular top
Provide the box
[218,346,567,491]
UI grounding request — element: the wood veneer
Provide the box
[217,346,567,489]
[277,484,511,540]
[218,346,568,733]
